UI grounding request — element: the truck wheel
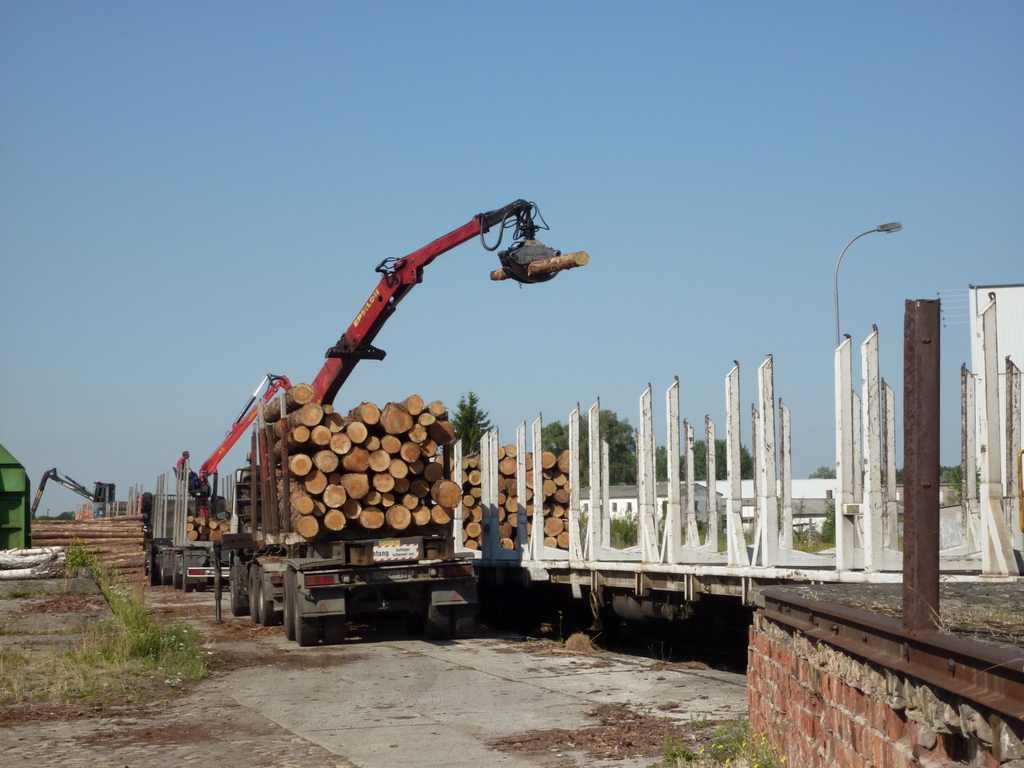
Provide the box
[450,605,476,639]
[148,554,160,586]
[160,563,174,586]
[424,604,452,640]
[321,616,347,645]
[173,560,183,590]
[283,569,297,642]
[230,566,249,618]
[183,571,195,593]
[248,567,261,624]
[259,579,282,627]
[296,614,321,647]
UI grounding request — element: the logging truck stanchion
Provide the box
[217,200,589,646]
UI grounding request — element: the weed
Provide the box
[663,718,781,767]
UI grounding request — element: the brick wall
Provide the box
[748,613,1024,768]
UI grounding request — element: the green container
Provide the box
[0,442,32,549]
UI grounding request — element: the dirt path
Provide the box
[1,583,749,768]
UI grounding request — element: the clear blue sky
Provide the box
[2,1,1021,515]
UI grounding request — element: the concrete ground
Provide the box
[1,582,749,768]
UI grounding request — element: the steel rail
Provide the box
[759,588,1024,722]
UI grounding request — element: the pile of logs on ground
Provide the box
[460,447,572,551]
[268,386,461,541]
[30,515,145,580]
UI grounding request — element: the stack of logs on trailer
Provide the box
[186,515,229,541]
[266,385,462,540]
[460,446,573,551]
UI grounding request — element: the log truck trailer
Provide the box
[143,374,292,591]
[219,199,585,646]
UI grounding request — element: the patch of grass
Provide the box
[663,718,781,767]
[0,556,209,711]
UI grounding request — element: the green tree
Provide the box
[809,465,836,479]
[542,410,637,486]
[452,392,492,454]
[682,439,753,481]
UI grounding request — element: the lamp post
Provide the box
[834,222,902,347]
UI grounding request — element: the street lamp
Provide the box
[833,222,902,347]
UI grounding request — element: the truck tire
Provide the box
[296,613,321,647]
[424,604,452,640]
[259,581,282,627]
[183,570,195,593]
[321,615,347,645]
[283,569,297,642]
[248,566,261,624]
[148,553,160,586]
[173,559,183,590]
[230,565,249,618]
[160,563,174,586]
[450,605,477,639]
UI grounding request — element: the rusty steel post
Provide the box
[903,299,941,632]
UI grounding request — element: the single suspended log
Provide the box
[430,479,462,509]
[359,507,385,530]
[323,509,346,532]
[310,425,332,447]
[323,484,348,509]
[342,499,362,519]
[294,514,321,539]
[350,402,381,426]
[263,383,316,422]
[423,461,444,483]
[380,402,414,435]
[368,449,391,473]
[431,506,452,525]
[400,395,424,416]
[373,472,395,492]
[386,506,411,530]
[346,421,369,445]
[411,505,431,526]
[313,450,340,474]
[380,434,402,455]
[427,420,456,445]
[330,432,352,456]
[342,447,371,473]
[489,250,590,282]
[304,470,328,496]
[464,521,482,538]
[339,473,369,500]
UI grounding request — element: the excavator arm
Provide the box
[31,468,96,518]
[311,199,562,404]
[198,374,292,480]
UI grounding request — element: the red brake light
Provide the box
[304,573,337,587]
